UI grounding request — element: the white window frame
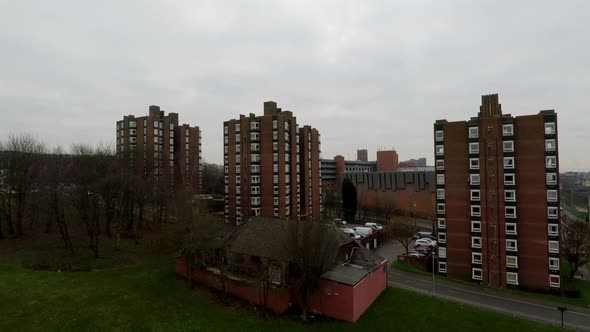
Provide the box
[505,206,517,218]
[438,232,446,243]
[437,189,445,200]
[438,247,446,258]
[548,207,559,219]
[470,174,480,185]
[437,218,446,229]
[435,145,444,156]
[545,122,555,135]
[504,174,515,186]
[506,256,518,268]
[470,190,480,201]
[438,262,447,273]
[468,126,479,138]
[437,174,445,185]
[471,236,482,248]
[505,223,517,235]
[469,158,480,170]
[505,190,516,202]
[503,124,514,136]
[435,130,444,141]
[545,139,556,152]
[469,142,479,154]
[471,205,481,217]
[471,220,481,233]
[548,240,559,253]
[506,239,518,252]
[436,159,445,171]
[504,157,515,169]
[549,274,560,288]
[503,140,514,153]
[546,173,557,185]
[250,122,259,130]
[472,268,483,280]
[548,224,559,236]
[549,257,560,270]
[547,190,558,202]
[546,156,556,168]
[472,252,482,264]
[507,272,519,285]
[437,203,445,214]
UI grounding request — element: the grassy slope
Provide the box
[0,256,563,332]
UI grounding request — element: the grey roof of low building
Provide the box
[321,264,371,286]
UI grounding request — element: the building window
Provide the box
[545,139,556,152]
[549,257,560,270]
[469,143,479,154]
[472,268,483,280]
[470,174,480,185]
[251,154,260,162]
[506,256,518,268]
[437,174,445,185]
[251,175,260,184]
[506,223,517,235]
[506,239,518,252]
[546,173,557,185]
[549,240,559,253]
[437,218,446,229]
[547,190,558,202]
[469,158,480,170]
[273,208,279,217]
[504,157,515,169]
[471,220,481,233]
[438,232,446,243]
[549,275,560,288]
[224,126,228,135]
[273,142,278,151]
[505,206,517,218]
[251,165,260,173]
[435,130,444,141]
[273,186,279,195]
[503,141,514,153]
[469,126,479,138]
[273,164,278,173]
[546,156,556,168]
[439,262,447,273]
[435,145,444,156]
[273,175,278,184]
[470,190,480,201]
[236,144,241,153]
[272,120,278,129]
[235,165,241,173]
[507,272,519,285]
[472,253,482,264]
[548,224,558,236]
[504,174,515,186]
[251,133,259,141]
[471,205,481,217]
[236,186,241,194]
[503,124,514,136]
[471,236,482,248]
[250,122,259,130]
[437,203,445,214]
[235,123,240,132]
[437,189,445,200]
[251,197,260,205]
[545,122,556,135]
[505,190,516,202]
[548,207,559,219]
[436,159,444,170]
[439,247,446,258]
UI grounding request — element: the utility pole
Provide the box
[432,252,436,296]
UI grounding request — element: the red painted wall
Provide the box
[352,261,388,322]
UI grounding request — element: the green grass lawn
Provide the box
[0,255,564,331]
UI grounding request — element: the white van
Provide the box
[353,226,373,238]
[342,228,361,239]
[365,222,383,230]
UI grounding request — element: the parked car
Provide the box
[414,231,434,240]
[365,222,383,230]
[415,238,437,247]
[408,252,425,258]
[353,226,373,238]
[334,218,347,227]
[342,228,361,239]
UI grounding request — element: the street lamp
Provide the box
[432,252,436,296]
[557,306,567,328]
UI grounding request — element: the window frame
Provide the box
[548,207,559,219]
[546,156,556,168]
[547,190,558,202]
[503,140,514,153]
[546,173,557,185]
[502,124,514,136]
[548,240,559,253]
[435,130,444,141]
[437,203,446,214]
[550,274,560,288]
[471,205,481,217]
[472,268,483,280]
[469,158,480,170]
[437,174,445,185]
[437,218,446,229]
[471,220,481,233]
[504,157,515,169]
[505,206,517,218]
[545,139,556,152]
[548,224,559,236]
[506,239,518,252]
[505,190,516,202]
[438,247,446,258]
[472,252,482,264]
[549,257,560,270]
[435,145,444,156]
[470,190,480,201]
[506,255,518,268]
[505,223,517,235]
[504,174,516,186]
[468,126,479,138]
[470,174,480,185]
[439,262,447,273]
[469,142,479,154]
[436,159,445,171]
[438,232,446,243]
[545,122,556,135]
[471,236,482,248]
[507,272,519,285]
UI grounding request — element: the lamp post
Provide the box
[557,306,567,328]
[432,252,436,296]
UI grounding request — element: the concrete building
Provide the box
[223,101,321,224]
[434,94,561,292]
[357,149,368,162]
[116,105,202,192]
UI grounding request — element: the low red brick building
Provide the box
[176,218,388,322]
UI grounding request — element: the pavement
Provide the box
[376,240,590,330]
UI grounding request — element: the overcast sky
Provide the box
[1,1,589,170]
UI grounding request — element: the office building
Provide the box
[223,101,321,224]
[357,149,368,162]
[434,94,560,292]
[116,105,202,192]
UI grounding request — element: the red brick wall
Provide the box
[352,261,388,322]
[376,150,399,172]
[356,185,436,218]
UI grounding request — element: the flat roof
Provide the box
[321,263,371,286]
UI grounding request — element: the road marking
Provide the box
[390,271,590,317]
[388,282,590,331]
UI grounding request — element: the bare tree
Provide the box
[561,214,590,280]
[256,259,281,320]
[287,220,341,322]
[94,144,120,237]
[392,218,417,255]
[1,134,46,238]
